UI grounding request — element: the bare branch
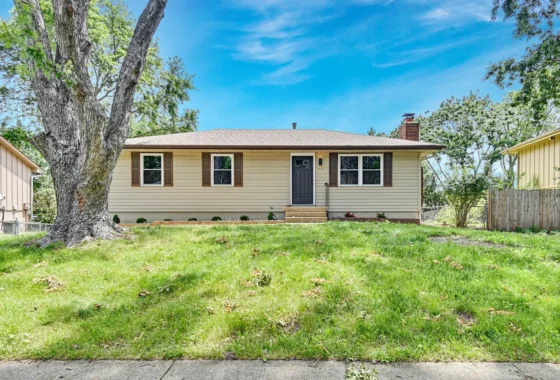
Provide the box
[106,0,167,146]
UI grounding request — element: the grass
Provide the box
[0,222,559,361]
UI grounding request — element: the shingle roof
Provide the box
[125,129,444,150]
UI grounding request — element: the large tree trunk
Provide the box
[23,0,168,247]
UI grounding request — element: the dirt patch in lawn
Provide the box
[430,236,505,248]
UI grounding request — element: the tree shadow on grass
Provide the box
[28,270,210,359]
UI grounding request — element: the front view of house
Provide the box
[109,116,443,223]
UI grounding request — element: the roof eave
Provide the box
[501,129,560,155]
[124,144,445,151]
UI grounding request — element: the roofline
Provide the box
[0,136,43,173]
[501,128,560,155]
[124,144,445,151]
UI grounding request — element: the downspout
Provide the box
[30,173,42,222]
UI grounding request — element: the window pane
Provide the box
[143,170,162,185]
[214,156,232,170]
[295,159,310,169]
[363,156,381,170]
[340,156,358,170]
[363,171,381,185]
[340,170,359,185]
[214,170,232,185]
[143,155,162,169]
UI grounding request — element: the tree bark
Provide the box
[22,0,168,247]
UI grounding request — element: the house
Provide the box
[0,136,43,223]
[502,128,560,189]
[109,115,444,223]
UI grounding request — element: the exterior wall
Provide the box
[109,149,421,222]
[517,137,560,189]
[0,143,33,222]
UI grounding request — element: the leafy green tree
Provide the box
[0,0,196,246]
[487,0,560,117]
[422,162,445,207]
[488,93,559,188]
[419,93,497,227]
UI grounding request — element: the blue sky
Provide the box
[1,0,524,134]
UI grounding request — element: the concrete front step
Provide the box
[285,217,328,223]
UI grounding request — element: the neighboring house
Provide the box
[502,128,560,189]
[0,136,43,223]
[109,115,444,223]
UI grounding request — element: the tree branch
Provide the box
[106,0,167,146]
[26,0,54,63]
[52,0,92,89]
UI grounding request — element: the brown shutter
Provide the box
[234,153,243,187]
[202,153,211,186]
[329,153,338,187]
[164,152,173,186]
[383,152,393,187]
[131,152,140,186]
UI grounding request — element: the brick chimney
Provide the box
[399,113,419,141]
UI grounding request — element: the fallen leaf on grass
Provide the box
[443,256,452,262]
[488,264,500,270]
[449,262,464,270]
[456,312,476,327]
[316,258,329,264]
[206,306,215,315]
[138,289,151,297]
[33,261,48,268]
[275,251,290,256]
[424,314,441,322]
[302,288,322,298]
[32,275,64,293]
[94,304,102,309]
[433,260,440,264]
[276,312,300,333]
[143,265,153,272]
[239,279,254,287]
[310,278,327,286]
[509,323,522,333]
[248,290,256,297]
[215,236,228,244]
[223,300,237,313]
[488,307,515,316]
[371,252,383,257]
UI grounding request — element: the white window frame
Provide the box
[339,154,383,187]
[140,153,164,187]
[211,153,234,187]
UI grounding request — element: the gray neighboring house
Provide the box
[109,115,443,223]
[0,136,43,223]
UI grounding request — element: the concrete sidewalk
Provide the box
[1,360,559,380]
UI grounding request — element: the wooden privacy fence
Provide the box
[487,188,560,231]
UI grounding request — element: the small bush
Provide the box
[212,216,222,221]
[240,215,250,221]
[112,214,120,224]
[163,219,172,222]
[376,212,386,219]
[136,217,147,224]
[268,212,276,220]
[188,218,197,221]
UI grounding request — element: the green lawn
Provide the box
[1,222,560,362]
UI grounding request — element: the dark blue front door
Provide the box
[292,156,314,205]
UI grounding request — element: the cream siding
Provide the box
[0,142,33,222]
[517,137,560,189]
[109,149,421,221]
